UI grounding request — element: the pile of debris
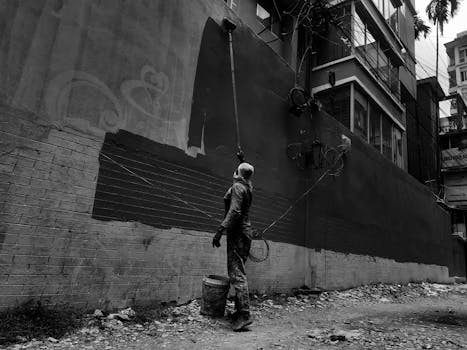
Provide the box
[4,282,466,349]
[326,282,465,306]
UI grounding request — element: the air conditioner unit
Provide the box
[452,232,467,241]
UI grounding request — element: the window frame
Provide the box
[460,68,467,82]
[256,1,282,38]
[352,84,404,168]
[353,8,400,97]
[459,46,467,64]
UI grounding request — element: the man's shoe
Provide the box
[232,314,253,331]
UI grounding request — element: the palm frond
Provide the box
[414,14,431,40]
[425,0,460,35]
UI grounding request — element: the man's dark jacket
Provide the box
[221,176,253,255]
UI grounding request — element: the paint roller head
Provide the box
[222,18,237,32]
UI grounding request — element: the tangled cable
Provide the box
[246,142,348,262]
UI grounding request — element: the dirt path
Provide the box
[136,291,467,350]
[4,283,467,350]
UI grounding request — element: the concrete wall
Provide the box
[306,111,452,269]
[0,0,462,311]
[406,81,438,184]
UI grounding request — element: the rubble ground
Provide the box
[1,282,467,350]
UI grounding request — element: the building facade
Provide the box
[440,31,467,235]
[407,77,444,186]
[446,30,467,116]
[310,0,418,171]
[0,0,463,311]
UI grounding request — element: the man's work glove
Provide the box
[212,226,225,248]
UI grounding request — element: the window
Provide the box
[449,54,455,66]
[386,0,398,33]
[354,12,366,54]
[459,46,467,63]
[256,3,271,27]
[382,115,393,160]
[354,101,368,140]
[462,88,467,105]
[366,30,379,73]
[319,84,404,168]
[371,0,399,26]
[369,102,382,151]
[256,2,281,37]
[354,89,368,140]
[389,62,399,95]
[314,4,351,65]
[449,71,456,88]
[316,85,351,128]
[392,127,403,167]
[461,69,467,82]
[378,49,390,82]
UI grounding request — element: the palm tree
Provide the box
[413,14,431,40]
[426,0,460,79]
[426,0,460,192]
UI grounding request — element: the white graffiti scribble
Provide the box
[45,66,205,157]
[45,71,125,134]
[120,65,169,119]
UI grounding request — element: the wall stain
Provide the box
[142,237,153,251]
[0,233,5,251]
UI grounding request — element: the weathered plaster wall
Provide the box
[0,0,462,311]
[0,104,224,309]
[246,241,451,294]
[0,0,231,156]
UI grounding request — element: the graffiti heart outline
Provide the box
[120,65,170,119]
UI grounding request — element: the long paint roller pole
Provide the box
[223,18,244,162]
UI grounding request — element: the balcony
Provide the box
[369,0,401,35]
[313,3,401,101]
[353,10,400,99]
[357,0,404,61]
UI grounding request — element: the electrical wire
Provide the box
[417,56,455,82]
[312,20,445,146]
[425,36,450,71]
[100,153,217,220]
[306,14,449,142]
[248,144,348,262]
[98,134,348,264]
[271,0,283,22]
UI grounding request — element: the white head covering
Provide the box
[237,162,254,180]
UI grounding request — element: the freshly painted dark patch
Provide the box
[306,111,453,268]
[188,17,230,148]
[92,130,303,246]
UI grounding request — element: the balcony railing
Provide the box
[353,14,400,99]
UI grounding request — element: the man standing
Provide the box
[212,162,254,331]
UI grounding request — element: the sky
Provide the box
[414,0,467,117]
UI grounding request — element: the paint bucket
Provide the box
[200,275,230,317]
